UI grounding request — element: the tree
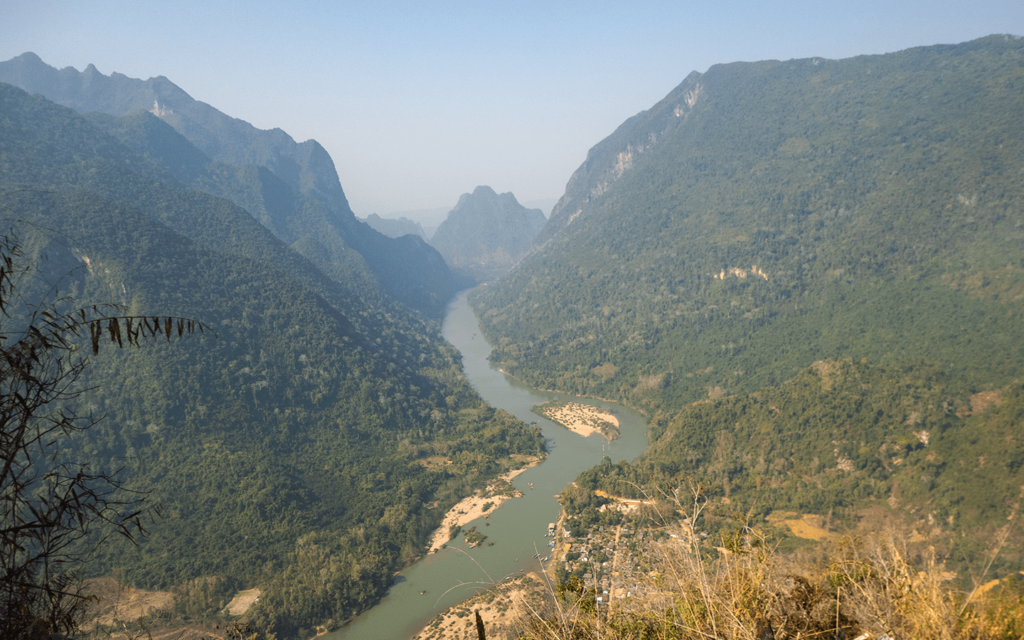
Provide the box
[0,227,209,639]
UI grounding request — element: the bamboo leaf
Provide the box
[90,322,100,355]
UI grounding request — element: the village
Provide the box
[541,495,708,607]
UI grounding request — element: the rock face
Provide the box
[430,186,547,282]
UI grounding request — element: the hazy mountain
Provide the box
[0,81,544,636]
[0,52,341,204]
[472,35,1024,412]
[430,186,547,282]
[360,212,428,239]
[0,52,468,317]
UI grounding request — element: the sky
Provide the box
[3,1,1023,220]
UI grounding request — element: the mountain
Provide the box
[0,52,468,317]
[0,81,545,637]
[467,35,1024,577]
[361,213,428,239]
[430,186,547,282]
[0,52,342,205]
[471,35,1024,415]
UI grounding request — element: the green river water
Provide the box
[329,289,650,639]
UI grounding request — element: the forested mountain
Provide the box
[469,35,1024,570]
[0,82,544,636]
[0,52,468,317]
[472,35,1024,414]
[430,186,547,282]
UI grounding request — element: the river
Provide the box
[329,289,649,639]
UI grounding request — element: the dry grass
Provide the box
[507,484,1024,640]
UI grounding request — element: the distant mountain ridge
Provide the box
[0,52,468,316]
[430,186,547,282]
[0,52,341,204]
[361,213,428,239]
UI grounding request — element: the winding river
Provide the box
[329,290,649,639]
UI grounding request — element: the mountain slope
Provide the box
[471,35,1024,414]
[0,82,544,636]
[0,53,468,317]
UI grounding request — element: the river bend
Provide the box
[330,290,649,639]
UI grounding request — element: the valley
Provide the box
[1,29,1023,640]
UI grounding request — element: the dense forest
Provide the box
[563,359,1022,564]
[0,82,544,636]
[472,35,1024,417]
[3,34,1024,640]
[469,35,1024,586]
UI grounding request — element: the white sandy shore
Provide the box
[428,461,540,553]
[537,402,619,439]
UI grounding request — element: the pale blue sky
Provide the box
[3,1,1022,217]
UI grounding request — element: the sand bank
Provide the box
[428,460,541,553]
[533,401,619,440]
[223,588,260,615]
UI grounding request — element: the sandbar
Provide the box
[428,461,540,552]
[534,401,619,440]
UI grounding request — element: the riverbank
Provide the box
[327,290,650,640]
[428,459,542,553]
[411,571,552,640]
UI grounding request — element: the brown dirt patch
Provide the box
[784,515,837,542]
[82,577,175,628]
[968,389,1003,416]
[766,512,837,542]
